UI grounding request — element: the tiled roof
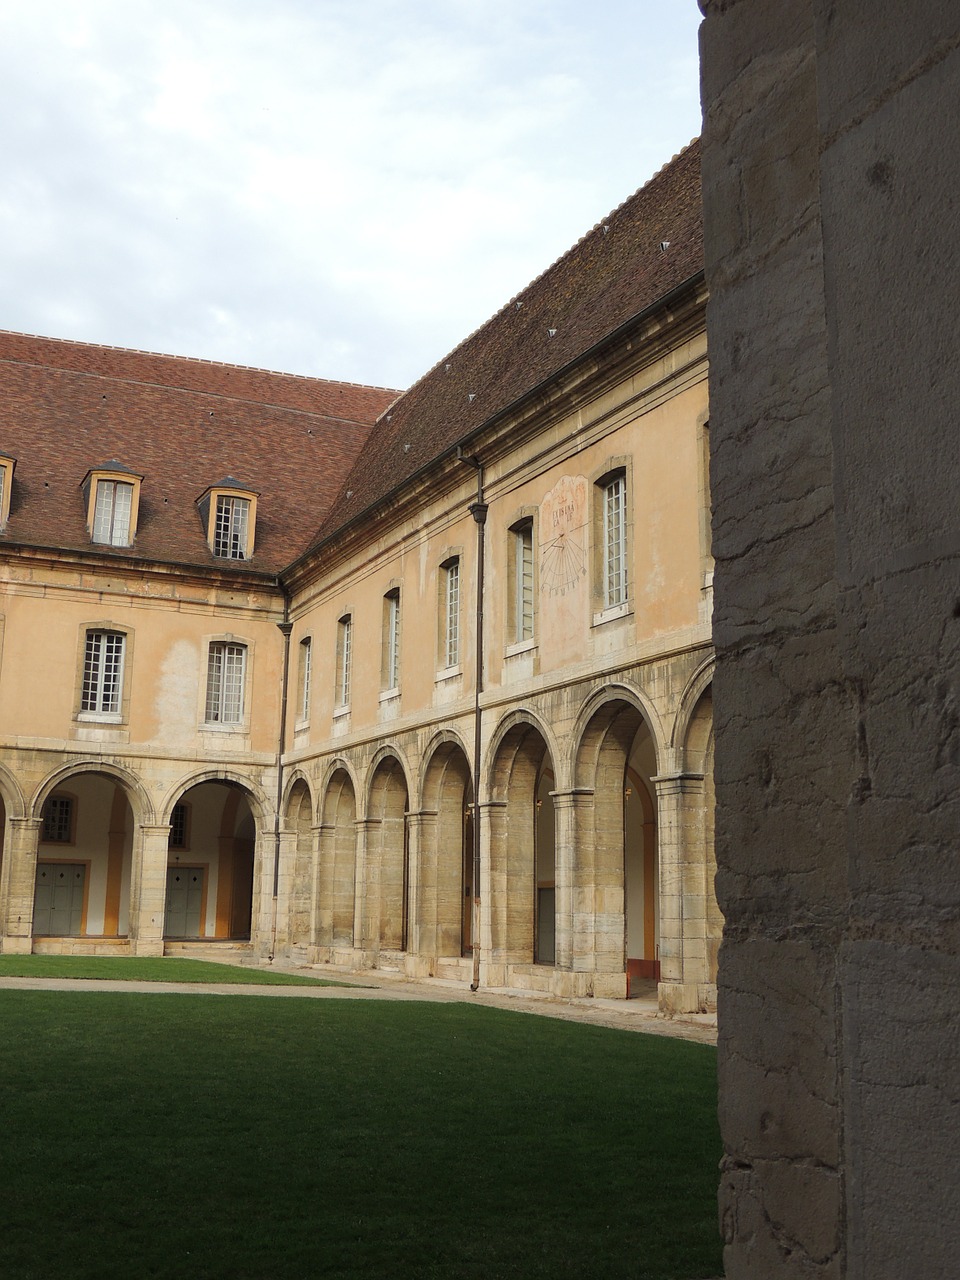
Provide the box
[0,333,398,572]
[314,139,703,545]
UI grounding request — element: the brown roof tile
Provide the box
[314,139,703,544]
[0,334,398,572]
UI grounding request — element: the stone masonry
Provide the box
[699,1,960,1276]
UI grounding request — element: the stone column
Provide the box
[478,799,506,986]
[306,823,323,951]
[2,817,41,953]
[653,772,707,1013]
[316,821,336,949]
[404,809,436,973]
[354,817,379,965]
[271,827,298,954]
[130,824,171,957]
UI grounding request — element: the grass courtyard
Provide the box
[0,985,721,1280]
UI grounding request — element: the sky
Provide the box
[1,1,703,391]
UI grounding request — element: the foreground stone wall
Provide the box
[699,1,960,1275]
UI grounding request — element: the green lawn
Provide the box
[0,994,722,1280]
[0,954,353,985]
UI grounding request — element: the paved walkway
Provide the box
[0,963,717,1045]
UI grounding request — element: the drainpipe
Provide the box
[270,587,293,962]
[456,447,487,991]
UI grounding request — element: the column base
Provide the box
[658,980,717,1014]
[1,935,33,955]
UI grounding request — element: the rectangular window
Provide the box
[382,589,401,691]
[603,473,627,608]
[42,795,73,843]
[169,802,188,850]
[442,558,460,668]
[81,630,125,715]
[93,480,134,546]
[213,496,250,559]
[297,637,312,723]
[205,641,246,723]
[336,615,352,708]
[513,521,534,643]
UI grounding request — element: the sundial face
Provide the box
[539,475,588,597]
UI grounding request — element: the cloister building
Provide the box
[0,140,717,1012]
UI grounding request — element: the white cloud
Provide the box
[0,0,703,389]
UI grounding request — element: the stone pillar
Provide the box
[549,790,577,971]
[130,824,171,957]
[355,817,379,964]
[478,799,506,987]
[2,817,41,953]
[654,772,708,1013]
[316,821,336,948]
[271,828,298,953]
[404,810,436,973]
[307,823,322,950]
[700,2,960,1274]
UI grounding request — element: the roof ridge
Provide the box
[0,328,400,396]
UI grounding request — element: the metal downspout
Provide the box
[270,587,293,962]
[457,448,486,991]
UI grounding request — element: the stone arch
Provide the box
[681,681,719,985]
[0,764,26,930]
[159,767,269,830]
[33,759,153,827]
[418,727,471,810]
[420,737,473,961]
[284,777,315,948]
[363,743,412,819]
[485,707,563,799]
[280,769,314,822]
[573,696,659,992]
[31,762,146,943]
[366,754,409,954]
[318,766,358,949]
[671,656,716,756]
[164,774,260,942]
[0,762,26,821]
[487,717,555,964]
[571,682,665,788]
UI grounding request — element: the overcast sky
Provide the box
[1,1,703,391]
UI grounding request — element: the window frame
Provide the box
[204,639,249,726]
[0,454,16,530]
[296,636,312,726]
[168,801,191,852]
[196,482,259,561]
[591,459,633,621]
[41,792,77,845]
[507,516,536,648]
[381,587,401,693]
[82,465,142,548]
[439,555,461,671]
[74,622,133,724]
[335,614,353,711]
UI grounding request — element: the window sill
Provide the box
[379,688,400,704]
[332,704,351,720]
[435,665,462,683]
[592,602,632,627]
[76,711,123,724]
[201,721,248,734]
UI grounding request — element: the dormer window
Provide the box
[82,463,142,548]
[0,453,15,530]
[197,480,258,560]
[215,494,250,558]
